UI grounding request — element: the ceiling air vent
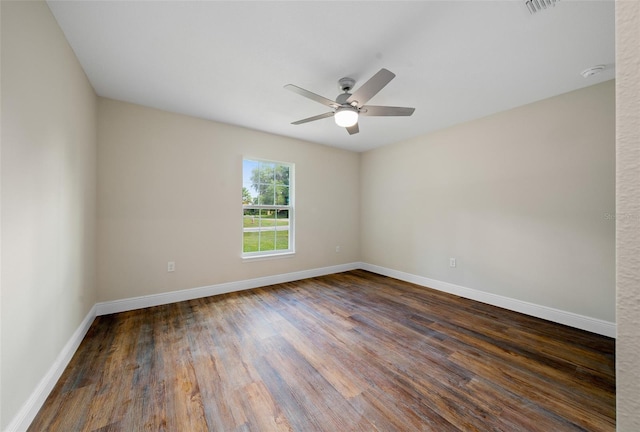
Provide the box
[526,0,560,14]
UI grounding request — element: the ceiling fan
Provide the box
[285,68,415,135]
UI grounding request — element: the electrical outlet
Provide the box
[336,245,341,253]
[449,258,457,268]
[167,261,175,272]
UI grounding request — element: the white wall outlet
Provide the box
[336,245,341,253]
[167,261,175,272]
[449,258,457,268]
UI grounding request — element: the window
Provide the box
[242,159,294,257]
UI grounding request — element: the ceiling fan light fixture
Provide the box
[334,107,358,127]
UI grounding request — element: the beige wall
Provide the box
[97,98,360,302]
[361,81,615,322]
[1,1,97,429]
[2,1,634,429]
[616,1,640,429]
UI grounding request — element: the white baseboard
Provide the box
[6,263,359,431]
[8,260,615,431]
[96,261,616,337]
[5,304,97,432]
[360,263,616,338]
[95,262,361,316]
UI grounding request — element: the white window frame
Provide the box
[242,158,295,259]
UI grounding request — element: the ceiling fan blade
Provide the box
[291,111,334,125]
[346,123,359,135]
[346,68,395,107]
[284,84,338,108]
[360,105,415,116]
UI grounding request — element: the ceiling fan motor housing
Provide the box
[336,93,352,105]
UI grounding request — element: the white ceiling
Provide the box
[46,0,615,152]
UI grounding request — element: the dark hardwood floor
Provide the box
[28,270,615,431]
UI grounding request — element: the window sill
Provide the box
[241,251,295,262]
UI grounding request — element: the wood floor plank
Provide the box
[28,270,615,431]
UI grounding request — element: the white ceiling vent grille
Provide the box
[526,0,560,14]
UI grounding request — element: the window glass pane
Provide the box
[257,184,270,205]
[275,185,288,205]
[243,159,260,204]
[264,229,277,252]
[243,208,258,253]
[242,158,293,256]
[276,208,289,222]
[243,209,258,228]
[243,159,291,207]
[259,161,276,189]
[275,229,289,250]
[275,164,289,187]
[243,207,287,253]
